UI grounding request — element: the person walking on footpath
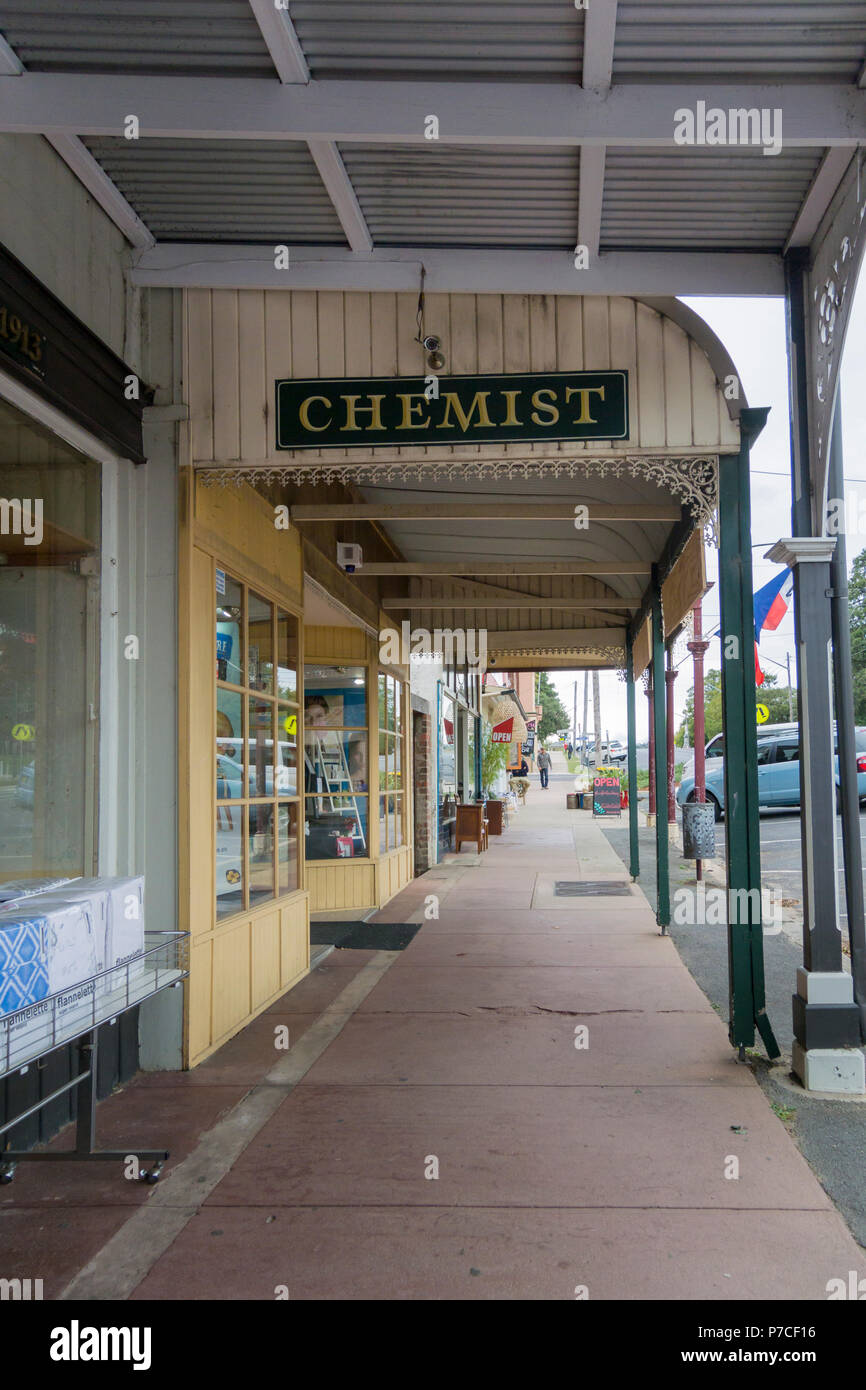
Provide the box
[537,745,552,789]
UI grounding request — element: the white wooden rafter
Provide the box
[247,2,372,253]
[578,0,617,259]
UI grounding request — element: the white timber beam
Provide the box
[291,502,681,522]
[247,2,372,253]
[0,32,155,248]
[306,140,373,253]
[132,243,783,295]
[784,147,854,250]
[391,574,630,606]
[247,0,310,83]
[0,76,861,146]
[354,561,651,577]
[487,627,626,650]
[383,596,637,610]
[578,144,606,262]
[579,0,617,257]
[582,0,618,92]
[45,134,155,249]
[0,33,23,74]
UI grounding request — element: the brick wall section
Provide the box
[413,711,435,875]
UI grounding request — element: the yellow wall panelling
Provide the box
[180,469,309,1066]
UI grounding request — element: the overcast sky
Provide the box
[549,282,866,743]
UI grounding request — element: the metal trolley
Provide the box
[0,930,189,1186]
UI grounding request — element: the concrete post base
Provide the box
[792,1041,866,1094]
[792,968,865,1091]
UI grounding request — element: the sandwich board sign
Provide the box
[592,775,622,817]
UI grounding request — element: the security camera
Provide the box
[422,335,441,353]
[336,542,363,574]
[489,655,497,665]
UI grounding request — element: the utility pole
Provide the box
[666,643,677,827]
[592,670,602,766]
[572,679,578,753]
[687,598,710,881]
[786,651,794,721]
[582,669,589,763]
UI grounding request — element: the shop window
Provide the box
[0,413,101,880]
[378,672,405,851]
[215,569,300,919]
[466,714,477,801]
[304,665,368,859]
[439,689,457,839]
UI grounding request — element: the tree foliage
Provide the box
[676,668,796,746]
[536,671,570,741]
[849,548,866,721]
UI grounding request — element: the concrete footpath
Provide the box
[4,787,864,1300]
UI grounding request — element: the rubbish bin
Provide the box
[681,800,716,859]
[566,793,578,810]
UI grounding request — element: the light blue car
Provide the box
[677,722,866,821]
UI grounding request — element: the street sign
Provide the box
[756,703,769,724]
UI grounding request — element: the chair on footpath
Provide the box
[509,776,529,806]
[455,802,488,853]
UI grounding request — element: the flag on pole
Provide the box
[753,569,792,686]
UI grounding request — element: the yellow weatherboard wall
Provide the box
[179,469,309,1067]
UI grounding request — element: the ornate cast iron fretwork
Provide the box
[808,152,866,529]
[197,452,720,531]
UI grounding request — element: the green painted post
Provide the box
[651,567,669,930]
[718,414,780,1059]
[626,633,639,880]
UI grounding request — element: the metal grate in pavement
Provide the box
[554,881,632,897]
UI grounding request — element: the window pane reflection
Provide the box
[217,689,243,798]
[216,807,244,919]
[278,802,299,893]
[248,591,274,693]
[248,696,274,797]
[276,608,298,700]
[249,803,275,905]
[216,573,243,685]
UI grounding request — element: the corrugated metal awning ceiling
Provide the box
[82,139,348,243]
[0,0,276,75]
[291,1,584,80]
[602,147,824,249]
[614,1,866,82]
[340,145,580,248]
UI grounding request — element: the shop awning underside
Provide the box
[360,470,678,670]
[0,4,863,302]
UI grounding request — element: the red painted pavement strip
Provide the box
[353,964,714,1015]
[1,1206,144,1302]
[131,1014,323,1088]
[130,1207,862,1302]
[400,930,679,968]
[198,1083,830,1214]
[411,909,656,935]
[299,1011,755,1088]
[0,1084,249,1209]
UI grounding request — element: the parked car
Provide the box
[676,723,866,821]
[585,739,627,764]
[14,762,34,809]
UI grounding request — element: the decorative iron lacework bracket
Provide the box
[197,453,720,537]
[808,151,866,532]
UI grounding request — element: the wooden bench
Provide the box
[455,802,489,853]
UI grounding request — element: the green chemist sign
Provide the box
[275,370,629,451]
